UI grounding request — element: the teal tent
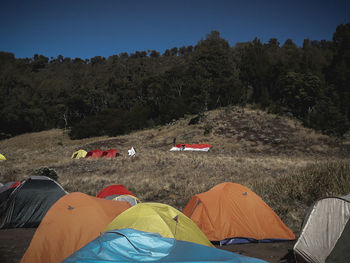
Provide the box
[63,228,267,262]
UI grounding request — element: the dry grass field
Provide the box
[1,106,350,235]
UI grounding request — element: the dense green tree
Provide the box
[150,50,160,58]
[1,24,349,139]
[163,49,171,56]
[277,72,321,118]
[305,96,349,136]
[188,30,242,110]
[327,23,350,120]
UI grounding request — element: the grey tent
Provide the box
[112,194,140,206]
[0,182,10,194]
[0,181,19,194]
[0,176,67,229]
[294,195,350,263]
[0,181,21,208]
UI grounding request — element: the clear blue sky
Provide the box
[1,0,349,59]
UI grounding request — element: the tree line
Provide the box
[0,23,349,140]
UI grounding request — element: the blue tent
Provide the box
[63,228,267,262]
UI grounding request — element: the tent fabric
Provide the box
[63,228,267,263]
[113,194,140,206]
[326,219,350,263]
[183,182,295,243]
[9,181,20,189]
[0,181,20,194]
[97,184,134,198]
[102,149,120,158]
[294,196,350,263]
[71,149,87,159]
[342,194,350,202]
[21,192,131,263]
[0,153,6,160]
[0,182,20,211]
[0,182,21,206]
[170,143,212,152]
[85,149,103,158]
[220,237,289,245]
[0,176,67,229]
[104,202,214,248]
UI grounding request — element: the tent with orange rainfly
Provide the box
[183,182,295,245]
[21,192,130,263]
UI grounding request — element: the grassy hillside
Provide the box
[1,106,350,234]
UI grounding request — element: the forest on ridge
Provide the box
[0,23,349,139]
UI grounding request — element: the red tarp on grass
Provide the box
[170,144,212,152]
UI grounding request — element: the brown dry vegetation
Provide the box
[1,106,350,235]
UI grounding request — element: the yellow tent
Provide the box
[71,150,87,159]
[0,153,6,161]
[104,202,214,247]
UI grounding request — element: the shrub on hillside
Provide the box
[69,106,152,139]
[33,167,59,181]
[304,98,350,137]
[69,116,104,139]
[253,160,350,232]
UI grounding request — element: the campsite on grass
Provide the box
[1,106,350,262]
[1,5,350,260]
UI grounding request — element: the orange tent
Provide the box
[182,182,295,243]
[21,192,130,263]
